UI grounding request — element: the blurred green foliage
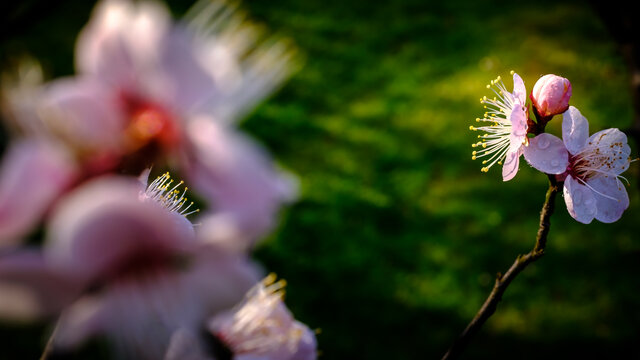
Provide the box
[1,0,639,359]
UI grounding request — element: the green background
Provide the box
[1,0,638,359]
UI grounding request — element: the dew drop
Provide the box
[572,188,583,205]
[537,137,550,149]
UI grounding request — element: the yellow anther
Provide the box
[510,70,515,75]
[472,156,477,160]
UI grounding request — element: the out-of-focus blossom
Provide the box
[470,71,529,181]
[0,173,259,359]
[524,106,632,223]
[0,139,77,246]
[1,0,297,245]
[209,274,317,360]
[530,74,572,118]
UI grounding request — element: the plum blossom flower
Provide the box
[0,173,260,359]
[470,71,529,181]
[530,74,572,118]
[523,106,633,223]
[208,274,317,360]
[0,0,297,246]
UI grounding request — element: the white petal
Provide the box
[562,106,589,154]
[588,176,629,223]
[511,72,527,104]
[563,176,597,224]
[502,148,521,181]
[585,128,631,175]
[523,133,569,174]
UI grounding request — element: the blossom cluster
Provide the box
[0,1,316,359]
[470,72,634,224]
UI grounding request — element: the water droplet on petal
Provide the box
[537,137,550,149]
[551,159,559,167]
[572,188,583,205]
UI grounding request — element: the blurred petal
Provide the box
[523,133,569,174]
[0,139,77,246]
[75,0,170,90]
[46,176,195,283]
[562,106,589,154]
[40,78,125,150]
[164,328,215,360]
[588,176,629,223]
[185,117,297,242]
[563,176,597,224]
[0,250,82,321]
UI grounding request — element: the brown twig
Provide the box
[441,176,561,360]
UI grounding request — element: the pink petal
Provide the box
[509,105,528,149]
[563,176,597,224]
[502,148,521,181]
[0,250,83,321]
[588,176,629,223]
[511,72,527,104]
[41,78,125,150]
[523,133,569,174]
[561,106,589,154]
[76,0,170,92]
[185,117,298,242]
[0,140,77,246]
[46,176,195,283]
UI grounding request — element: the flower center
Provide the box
[117,92,182,173]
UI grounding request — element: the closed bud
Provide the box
[531,74,572,117]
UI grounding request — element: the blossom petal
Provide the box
[562,106,589,154]
[585,128,631,175]
[0,250,83,321]
[509,105,528,148]
[511,72,526,105]
[502,148,521,181]
[563,176,597,224]
[76,0,170,91]
[185,117,298,243]
[588,176,629,223]
[164,328,214,360]
[41,78,125,150]
[46,176,195,283]
[523,133,569,174]
[0,140,77,246]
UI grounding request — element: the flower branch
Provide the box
[441,176,561,360]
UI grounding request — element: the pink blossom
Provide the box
[1,0,297,245]
[209,274,317,360]
[0,173,260,359]
[523,106,632,223]
[530,74,572,118]
[470,71,529,181]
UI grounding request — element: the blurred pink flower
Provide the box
[470,71,529,181]
[530,74,572,118]
[524,106,632,223]
[0,173,260,359]
[1,0,297,245]
[209,274,317,360]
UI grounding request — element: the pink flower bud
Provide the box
[531,74,572,117]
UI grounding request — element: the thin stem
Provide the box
[441,176,561,360]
